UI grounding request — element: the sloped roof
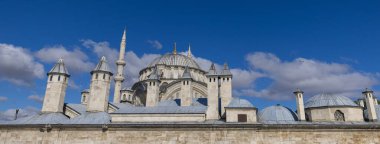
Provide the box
[181,66,192,79]
[305,93,358,108]
[92,56,112,74]
[148,53,200,69]
[69,112,111,124]
[7,113,70,124]
[258,105,298,122]
[206,63,218,76]
[48,58,70,76]
[220,63,232,76]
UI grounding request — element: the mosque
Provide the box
[1,30,380,125]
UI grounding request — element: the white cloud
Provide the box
[237,52,378,100]
[0,107,39,121]
[35,45,95,73]
[147,40,163,49]
[0,43,45,86]
[28,95,44,103]
[68,80,81,90]
[81,39,161,88]
[0,96,8,102]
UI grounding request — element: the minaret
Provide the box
[87,56,113,112]
[173,42,177,55]
[363,88,377,121]
[113,29,127,103]
[187,44,192,58]
[294,88,306,121]
[145,67,160,106]
[220,63,232,117]
[206,63,220,120]
[41,58,70,113]
[180,66,193,106]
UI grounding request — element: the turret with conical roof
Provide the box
[87,56,113,112]
[145,67,160,106]
[42,58,70,113]
[220,63,233,118]
[180,66,193,106]
[206,63,220,120]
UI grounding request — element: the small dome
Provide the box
[258,105,298,122]
[226,98,255,108]
[148,54,201,69]
[305,93,358,108]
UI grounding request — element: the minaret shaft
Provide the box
[113,29,127,103]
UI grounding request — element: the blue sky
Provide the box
[1,0,380,113]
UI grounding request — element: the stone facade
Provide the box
[306,107,364,122]
[1,124,380,143]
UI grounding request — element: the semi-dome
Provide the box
[148,54,201,69]
[258,105,298,122]
[305,93,358,108]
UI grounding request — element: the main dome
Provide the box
[148,54,201,69]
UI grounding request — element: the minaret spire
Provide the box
[113,29,127,103]
[173,42,177,55]
[187,44,192,58]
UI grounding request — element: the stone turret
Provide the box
[41,58,70,113]
[87,56,113,112]
[145,67,160,107]
[81,89,89,105]
[206,63,220,120]
[294,88,306,121]
[220,63,232,117]
[180,66,193,106]
[363,88,377,121]
[113,29,127,103]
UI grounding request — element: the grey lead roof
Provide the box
[305,93,358,108]
[112,106,207,114]
[92,56,112,74]
[147,67,160,80]
[66,104,87,114]
[226,98,255,108]
[148,53,201,69]
[220,63,232,76]
[181,66,192,79]
[258,105,298,122]
[206,63,218,76]
[69,112,111,124]
[48,58,70,76]
[7,113,70,124]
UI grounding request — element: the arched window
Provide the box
[49,75,53,81]
[95,74,98,79]
[123,94,126,101]
[334,110,345,121]
[103,74,106,79]
[58,76,61,81]
[82,96,86,102]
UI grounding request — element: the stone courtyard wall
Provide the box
[1,124,380,144]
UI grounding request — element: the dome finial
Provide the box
[173,42,177,55]
[187,43,192,58]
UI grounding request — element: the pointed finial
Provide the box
[187,44,192,58]
[210,63,216,70]
[173,42,177,55]
[223,62,229,70]
[101,56,106,61]
[122,28,127,41]
[57,57,64,63]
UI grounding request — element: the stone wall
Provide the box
[1,124,380,144]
